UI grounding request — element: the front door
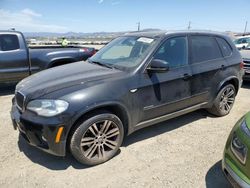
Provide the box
[137,36,192,123]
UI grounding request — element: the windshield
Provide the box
[234,39,240,44]
[89,36,157,70]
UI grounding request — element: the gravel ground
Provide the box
[0,82,250,188]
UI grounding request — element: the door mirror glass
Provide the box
[147,59,169,73]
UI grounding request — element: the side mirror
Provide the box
[147,59,169,73]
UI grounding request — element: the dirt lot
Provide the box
[0,83,250,188]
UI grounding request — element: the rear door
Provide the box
[188,35,226,104]
[0,34,29,82]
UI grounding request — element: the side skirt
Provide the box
[133,102,208,132]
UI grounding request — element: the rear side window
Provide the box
[0,34,20,51]
[216,37,232,57]
[190,36,222,64]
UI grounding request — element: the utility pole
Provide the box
[137,22,140,31]
[244,21,248,35]
[188,21,191,30]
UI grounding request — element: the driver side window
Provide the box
[154,36,187,69]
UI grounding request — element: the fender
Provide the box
[68,100,132,137]
[48,57,77,68]
[217,75,239,94]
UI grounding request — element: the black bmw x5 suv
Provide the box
[11,30,244,165]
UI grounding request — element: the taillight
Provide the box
[240,61,244,69]
[90,50,96,56]
[81,47,88,52]
[80,48,96,56]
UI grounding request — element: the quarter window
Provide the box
[0,34,20,51]
[154,37,187,69]
[216,37,232,57]
[190,36,222,64]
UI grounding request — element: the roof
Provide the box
[125,30,227,38]
[0,30,23,35]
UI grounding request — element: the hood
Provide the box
[16,61,122,98]
[240,50,250,60]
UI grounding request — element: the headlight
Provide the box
[231,133,247,164]
[27,100,69,117]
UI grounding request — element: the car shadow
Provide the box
[123,109,214,147]
[17,135,91,170]
[205,160,232,188]
[18,109,215,170]
[0,83,16,96]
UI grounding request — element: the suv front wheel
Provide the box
[70,112,124,166]
[207,84,236,117]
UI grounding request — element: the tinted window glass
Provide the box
[216,37,232,57]
[154,37,187,69]
[0,34,20,51]
[234,38,242,44]
[190,36,222,64]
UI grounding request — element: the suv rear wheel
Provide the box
[207,84,236,117]
[70,112,124,166]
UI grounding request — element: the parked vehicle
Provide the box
[11,30,244,165]
[240,49,250,81]
[0,31,96,83]
[234,36,250,50]
[223,112,250,188]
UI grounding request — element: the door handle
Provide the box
[221,64,225,70]
[182,73,192,81]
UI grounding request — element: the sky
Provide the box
[0,0,250,33]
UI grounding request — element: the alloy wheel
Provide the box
[219,86,235,114]
[80,120,120,160]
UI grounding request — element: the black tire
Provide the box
[207,84,236,117]
[70,112,124,166]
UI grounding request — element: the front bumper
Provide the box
[222,115,250,188]
[11,103,67,157]
[243,70,250,81]
[223,158,250,188]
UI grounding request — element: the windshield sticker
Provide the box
[137,37,154,44]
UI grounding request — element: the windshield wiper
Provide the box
[88,60,114,69]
